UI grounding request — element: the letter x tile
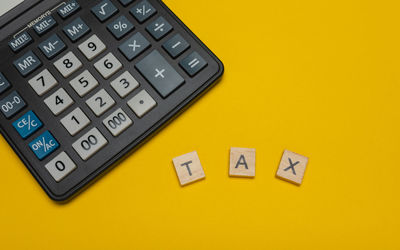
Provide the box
[276,149,309,185]
[172,151,205,186]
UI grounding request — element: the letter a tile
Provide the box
[229,147,256,177]
[172,151,205,186]
[276,149,309,185]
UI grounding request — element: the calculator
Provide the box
[0,0,223,201]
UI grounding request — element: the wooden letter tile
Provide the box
[172,151,205,186]
[229,147,256,177]
[276,149,308,185]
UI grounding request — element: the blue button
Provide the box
[57,0,80,19]
[0,73,11,94]
[13,111,43,139]
[8,31,33,52]
[91,0,118,22]
[63,17,91,42]
[107,15,134,39]
[0,91,26,119]
[29,131,59,160]
[13,51,42,76]
[33,15,57,35]
[38,34,66,59]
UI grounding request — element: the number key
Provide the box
[72,127,108,161]
[28,69,58,96]
[78,35,106,61]
[60,107,91,136]
[103,108,133,136]
[86,89,115,116]
[110,71,139,98]
[69,70,99,97]
[45,152,77,182]
[94,52,122,79]
[54,51,82,78]
[44,88,74,115]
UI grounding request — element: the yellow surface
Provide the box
[1,0,400,249]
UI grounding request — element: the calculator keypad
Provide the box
[130,0,156,23]
[86,89,116,116]
[146,16,172,40]
[57,0,81,19]
[127,90,156,118]
[0,91,26,118]
[107,15,134,39]
[29,131,60,160]
[63,17,91,42]
[54,51,83,78]
[72,127,108,161]
[60,107,91,136]
[28,69,58,96]
[12,111,43,139]
[45,152,77,182]
[38,34,66,59]
[94,52,122,79]
[78,34,107,61]
[44,88,74,115]
[13,51,42,76]
[119,32,150,61]
[110,71,139,98]
[103,108,133,136]
[69,70,99,97]
[91,0,118,22]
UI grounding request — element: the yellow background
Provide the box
[1,0,400,249]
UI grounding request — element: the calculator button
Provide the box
[78,34,106,61]
[33,15,57,36]
[136,50,185,98]
[130,0,156,23]
[29,131,59,160]
[110,71,139,98]
[119,0,134,6]
[57,0,80,19]
[12,111,43,139]
[38,34,66,59]
[86,89,116,116]
[103,108,133,136]
[45,152,77,182]
[127,90,156,118]
[44,88,74,116]
[60,107,91,136]
[0,91,26,119]
[179,52,208,77]
[107,15,134,39]
[91,0,118,22]
[118,32,150,61]
[163,34,190,58]
[63,17,91,42]
[54,51,82,78]
[72,127,108,161]
[0,73,11,94]
[8,31,33,52]
[13,51,42,77]
[146,17,173,40]
[69,70,99,97]
[94,53,122,79]
[28,69,58,96]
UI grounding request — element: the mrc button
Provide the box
[13,51,42,76]
[8,31,33,52]
[57,0,80,19]
[33,15,57,36]
[12,110,43,139]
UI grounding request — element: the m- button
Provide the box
[136,50,184,98]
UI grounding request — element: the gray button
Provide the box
[130,0,156,23]
[57,0,80,19]
[103,108,133,136]
[72,127,108,161]
[13,51,42,76]
[91,0,118,22]
[110,71,139,98]
[179,52,208,77]
[146,16,173,40]
[54,51,82,78]
[63,17,90,42]
[28,69,58,96]
[44,88,74,116]
[78,34,106,61]
[136,50,184,98]
[86,89,115,116]
[119,32,150,61]
[163,34,190,58]
[60,107,91,136]
[94,53,122,79]
[45,152,77,182]
[33,15,57,35]
[8,31,33,52]
[38,34,66,59]
[127,90,156,118]
[0,91,26,119]
[107,15,134,39]
[69,70,99,97]
[0,73,11,94]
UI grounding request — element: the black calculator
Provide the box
[0,0,223,201]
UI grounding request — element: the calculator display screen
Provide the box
[0,0,25,17]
